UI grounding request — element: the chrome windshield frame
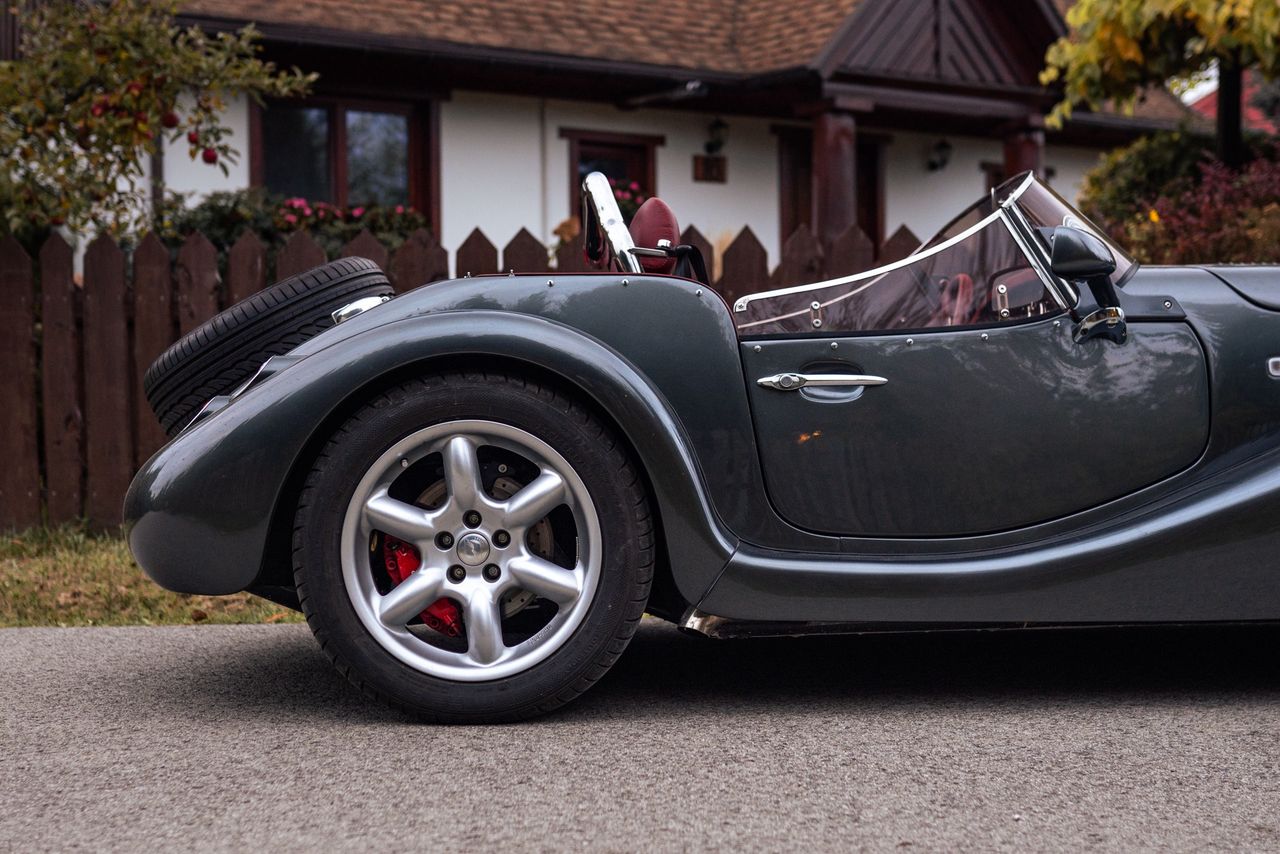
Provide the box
[734,172,1081,321]
[733,207,1069,319]
[997,173,1079,309]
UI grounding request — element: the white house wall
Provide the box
[164,90,1107,272]
[441,91,782,272]
[1045,145,1105,207]
[882,130,1104,244]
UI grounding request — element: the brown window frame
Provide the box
[559,127,665,220]
[250,96,440,231]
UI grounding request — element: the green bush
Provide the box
[1078,130,1214,237]
[1079,130,1280,265]
[155,188,429,263]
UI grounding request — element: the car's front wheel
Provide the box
[292,373,653,722]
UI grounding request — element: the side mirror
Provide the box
[1049,226,1125,344]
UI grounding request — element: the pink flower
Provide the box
[351,206,365,218]
[302,207,312,217]
[286,197,306,208]
[618,190,631,200]
[395,205,405,214]
[629,181,640,192]
[283,213,298,224]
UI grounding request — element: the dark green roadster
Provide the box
[126,172,1280,721]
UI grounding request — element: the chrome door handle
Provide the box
[756,372,888,391]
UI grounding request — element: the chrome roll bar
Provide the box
[581,171,642,275]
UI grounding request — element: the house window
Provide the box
[257,98,435,218]
[560,128,664,221]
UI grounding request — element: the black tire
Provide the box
[143,257,393,436]
[292,373,654,723]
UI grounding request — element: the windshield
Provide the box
[925,173,1135,288]
[734,212,1061,336]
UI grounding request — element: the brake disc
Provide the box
[415,475,552,618]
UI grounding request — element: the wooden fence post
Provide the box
[390,229,449,293]
[880,225,920,265]
[177,232,219,334]
[226,231,267,305]
[826,224,877,278]
[275,230,326,279]
[341,229,389,271]
[502,228,549,274]
[82,236,133,530]
[132,233,173,462]
[455,228,498,277]
[554,241,587,273]
[0,238,41,529]
[39,234,82,525]
[716,226,769,308]
[775,223,824,286]
[679,226,714,279]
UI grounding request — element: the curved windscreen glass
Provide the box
[925,173,1135,285]
[1011,178,1136,286]
[735,214,1061,336]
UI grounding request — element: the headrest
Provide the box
[629,198,680,274]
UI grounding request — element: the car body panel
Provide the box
[743,316,1209,536]
[125,253,1280,627]
[1205,265,1280,311]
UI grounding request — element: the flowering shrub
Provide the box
[1123,157,1280,265]
[1078,131,1214,239]
[608,177,650,222]
[156,188,429,259]
[270,197,428,253]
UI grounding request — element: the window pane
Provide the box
[346,111,410,208]
[736,216,1060,336]
[577,142,648,194]
[263,106,331,202]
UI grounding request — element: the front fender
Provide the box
[124,310,737,602]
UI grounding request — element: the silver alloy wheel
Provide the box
[340,419,601,682]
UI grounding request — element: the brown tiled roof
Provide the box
[184,0,863,75]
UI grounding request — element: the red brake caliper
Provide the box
[382,536,463,637]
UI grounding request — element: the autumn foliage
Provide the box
[0,0,314,236]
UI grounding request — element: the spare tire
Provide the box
[144,257,393,436]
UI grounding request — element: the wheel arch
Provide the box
[255,351,694,620]
[236,312,735,615]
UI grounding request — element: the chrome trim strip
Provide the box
[1000,202,1077,308]
[733,209,1002,314]
[995,210,1071,311]
[331,295,391,325]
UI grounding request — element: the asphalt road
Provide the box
[2,619,1279,852]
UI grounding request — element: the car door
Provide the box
[735,213,1209,537]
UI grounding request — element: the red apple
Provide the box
[201,148,218,164]
[161,111,179,129]
[187,130,199,144]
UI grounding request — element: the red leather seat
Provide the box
[629,198,680,274]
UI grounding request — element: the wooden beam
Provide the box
[1003,126,1045,179]
[824,81,1036,120]
[811,110,858,252]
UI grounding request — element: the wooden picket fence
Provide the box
[0,220,918,530]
